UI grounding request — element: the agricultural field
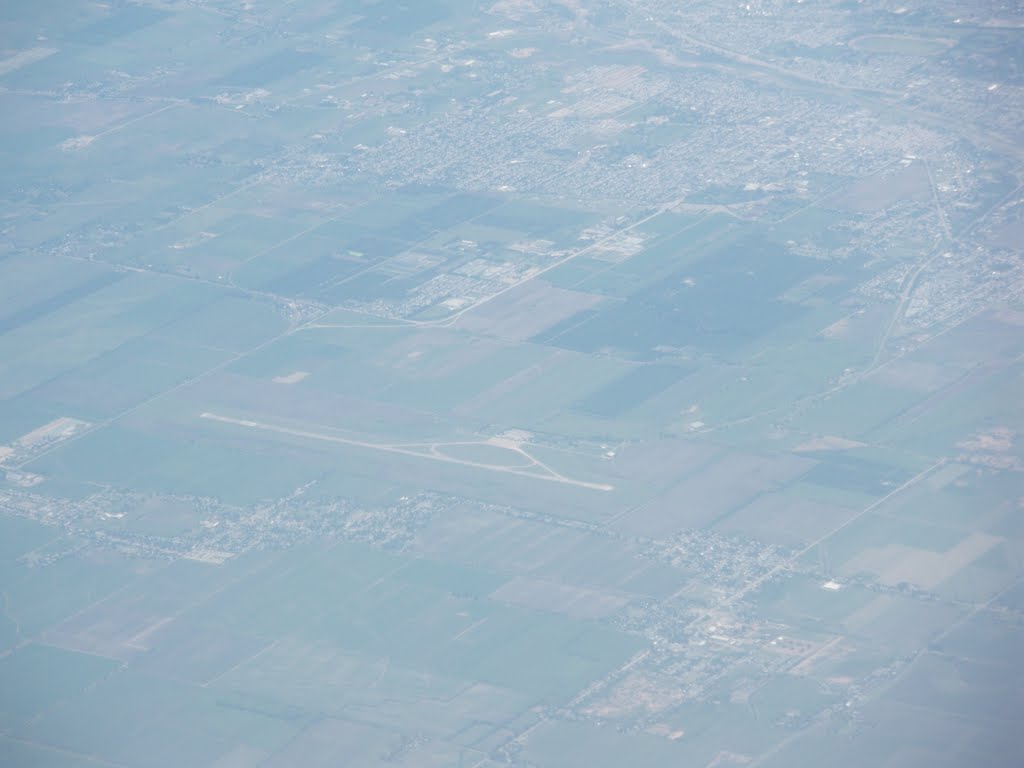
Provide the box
[1,0,1022,766]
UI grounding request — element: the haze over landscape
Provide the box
[1,1,1023,766]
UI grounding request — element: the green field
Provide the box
[1,0,1021,765]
